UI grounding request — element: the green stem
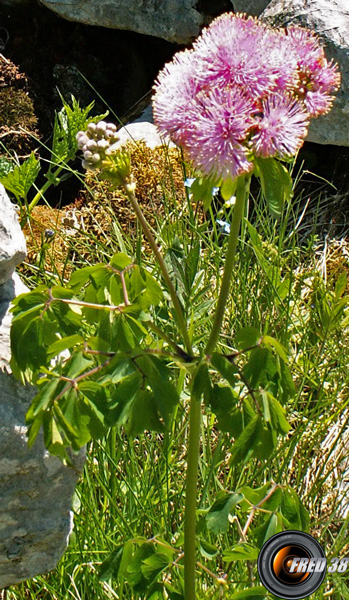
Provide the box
[205,175,250,356]
[184,374,202,600]
[123,183,193,355]
[29,166,63,212]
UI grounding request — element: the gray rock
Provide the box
[0,186,26,285]
[113,108,175,150]
[261,0,349,146]
[0,188,85,589]
[232,0,270,16]
[0,366,85,589]
[38,0,204,44]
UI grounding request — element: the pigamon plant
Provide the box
[10,13,340,599]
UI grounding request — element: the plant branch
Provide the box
[184,369,202,600]
[205,175,250,356]
[121,179,193,355]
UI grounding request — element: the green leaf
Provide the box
[220,177,237,201]
[42,412,65,457]
[0,152,40,201]
[255,156,293,219]
[211,353,239,387]
[26,412,44,448]
[199,539,218,560]
[190,176,219,210]
[149,371,179,428]
[50,95,107,165]
[65,352,94,379]
[254,426,276,460]
[236,327,261,351]
[230,415,261,465]
[263,335,288,362]
[99,545,124,581]
[106,373,142,426]
[254,512,282,547]
[47,334,84,359]
[335,272,347,299]
[222,543,259,562]
[209,385,242,437]
[264,392,291,434]
[127,390,165,437]
[26,378,61,419]
[127,543,155,590]
[206,491,244,534]
[230,586,266,599]
[109,253,133,270]
[185,242,200,293]
[68,265,96,289]
[281,487,309,531]
[164,584,184,600]
[243,347,270,389]
[141,552,171,580]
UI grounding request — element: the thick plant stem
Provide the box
[205,175,249,356]
[123,183,193,355]
[184,378,202,600]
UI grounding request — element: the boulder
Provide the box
[261,0,349,146]
[0,187,26,285]
[232,0,269,16]
[0,185,85,589]
[113,106,175,150]
[38,0,204,44]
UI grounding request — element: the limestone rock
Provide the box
[0,187,85,589]
[231,0,270,16]
[113,107,175,150]
[0,365,85,589]
[0,186,26,285]
[38,0,204,44]
[261,0,349,146]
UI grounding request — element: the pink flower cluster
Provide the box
[152,13,340,182]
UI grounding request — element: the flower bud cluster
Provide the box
[76,121,119,171]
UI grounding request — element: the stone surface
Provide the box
[38,0,204,44]
[114,107,175,150]
[0,185,26,285]
[261,0,349,146]
[0,187,85,589]
[232,0,269,16]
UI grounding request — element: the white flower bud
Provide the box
[83,150,93,160]
[86,140,98,152]
[87,122,97,134]
[96,121,107,134]
[97,139,109,150]
[91,153,101,163]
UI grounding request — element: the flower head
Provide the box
[152,49,201,146]
[153,12,340,182]
[192,13,278,99]
[76,121,119,170]
[286,25,341,116]
[181,86,256,180]
[251,93,309,158]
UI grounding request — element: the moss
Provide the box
[0,55,39,154]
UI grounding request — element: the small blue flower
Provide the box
[184,178,220,196]
[215,220,231,235]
